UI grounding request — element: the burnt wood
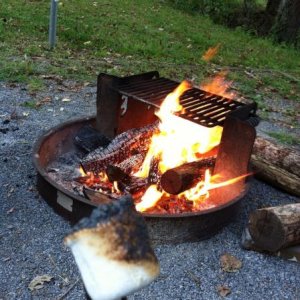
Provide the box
[160,157,216,195]
[116,153,145,174]
[74,125,111,153]
[106,165,132,185]
[249,203,300,252]
[81,122,158,174]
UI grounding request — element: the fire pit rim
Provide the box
[33,116,250,219]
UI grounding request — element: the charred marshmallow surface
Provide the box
[64,196,160,300]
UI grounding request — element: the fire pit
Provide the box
[33,71,258,243]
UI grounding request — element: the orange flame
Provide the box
[200,71,236,100]
[135,80,225,212]
[202,44,221,62]
[135,185,163,212]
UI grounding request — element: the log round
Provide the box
[248,203,300,252]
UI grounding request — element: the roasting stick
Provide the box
[64,196,160,300]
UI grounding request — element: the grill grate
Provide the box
[118,77,248,127]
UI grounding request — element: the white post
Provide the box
[49,0,58,49]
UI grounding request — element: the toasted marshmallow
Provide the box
[65,195,159,300]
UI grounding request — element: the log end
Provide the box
[160,170,183,195]
[248,210,285,252]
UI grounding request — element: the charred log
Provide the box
[116,153,145,174]
[74,125,111,153]
[160,157,216,195]
[148,156,161,185]
[106,165,132,185]
[81,122,158,174]
[248,203,300,252]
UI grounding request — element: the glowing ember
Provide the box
[200,70,236,100]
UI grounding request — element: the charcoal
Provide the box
[74,125,111,153]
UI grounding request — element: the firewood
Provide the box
[248,203,300,252]
[160,157,216,195]
[148,156,161,184]
[106,165,132,185]
[81,122,158,174]
[74,124,111,153]
[116,153,145,174]
[251,136,300,197]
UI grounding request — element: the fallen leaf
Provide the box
[217,285,231,297]
[220,253,242,272]
[28,275,53,291]
[36,96,52,107]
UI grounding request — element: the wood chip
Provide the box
[28,275,53,291]
[220,253,242,272]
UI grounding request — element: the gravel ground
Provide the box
[0,80,299,300]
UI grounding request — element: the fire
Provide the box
[135,79,227,212]
[77,66,248,214]
[183,170,251,205]
[202,44,221,62]
[200,71,236,100]
[135,185,163,212]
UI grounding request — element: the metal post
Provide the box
[49,0,58,49]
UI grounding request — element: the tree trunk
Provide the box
[273,0,300,45]
[249,203,300,252]
[259,0,282,35]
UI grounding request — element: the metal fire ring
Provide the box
[33,116,250,243]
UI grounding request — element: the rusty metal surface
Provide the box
[96,72,258,137]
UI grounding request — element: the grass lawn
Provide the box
[0,0,299,105]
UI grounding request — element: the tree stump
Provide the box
[248,203,300,252]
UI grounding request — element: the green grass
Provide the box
[267,131,300,146]
[0,0,299,103]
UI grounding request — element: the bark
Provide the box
[160,157,216,195]
[259,0,282,35]
[273,0,300,45]
[248,203,300,252]
[81,122,158,174]
[251,136,300,196]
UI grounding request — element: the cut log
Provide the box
[251,135,300,196]
[106,165,132,185]
[248,203,300,252]
[81,122,158,174]
[160,157,216,195]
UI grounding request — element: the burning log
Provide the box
[64,196,160,300]
[106,165,132,185]
[248,203,300,252]
[81,122,158,174]
[116,153,145,174]
[148,156,161,185]
[160,157,216,195]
